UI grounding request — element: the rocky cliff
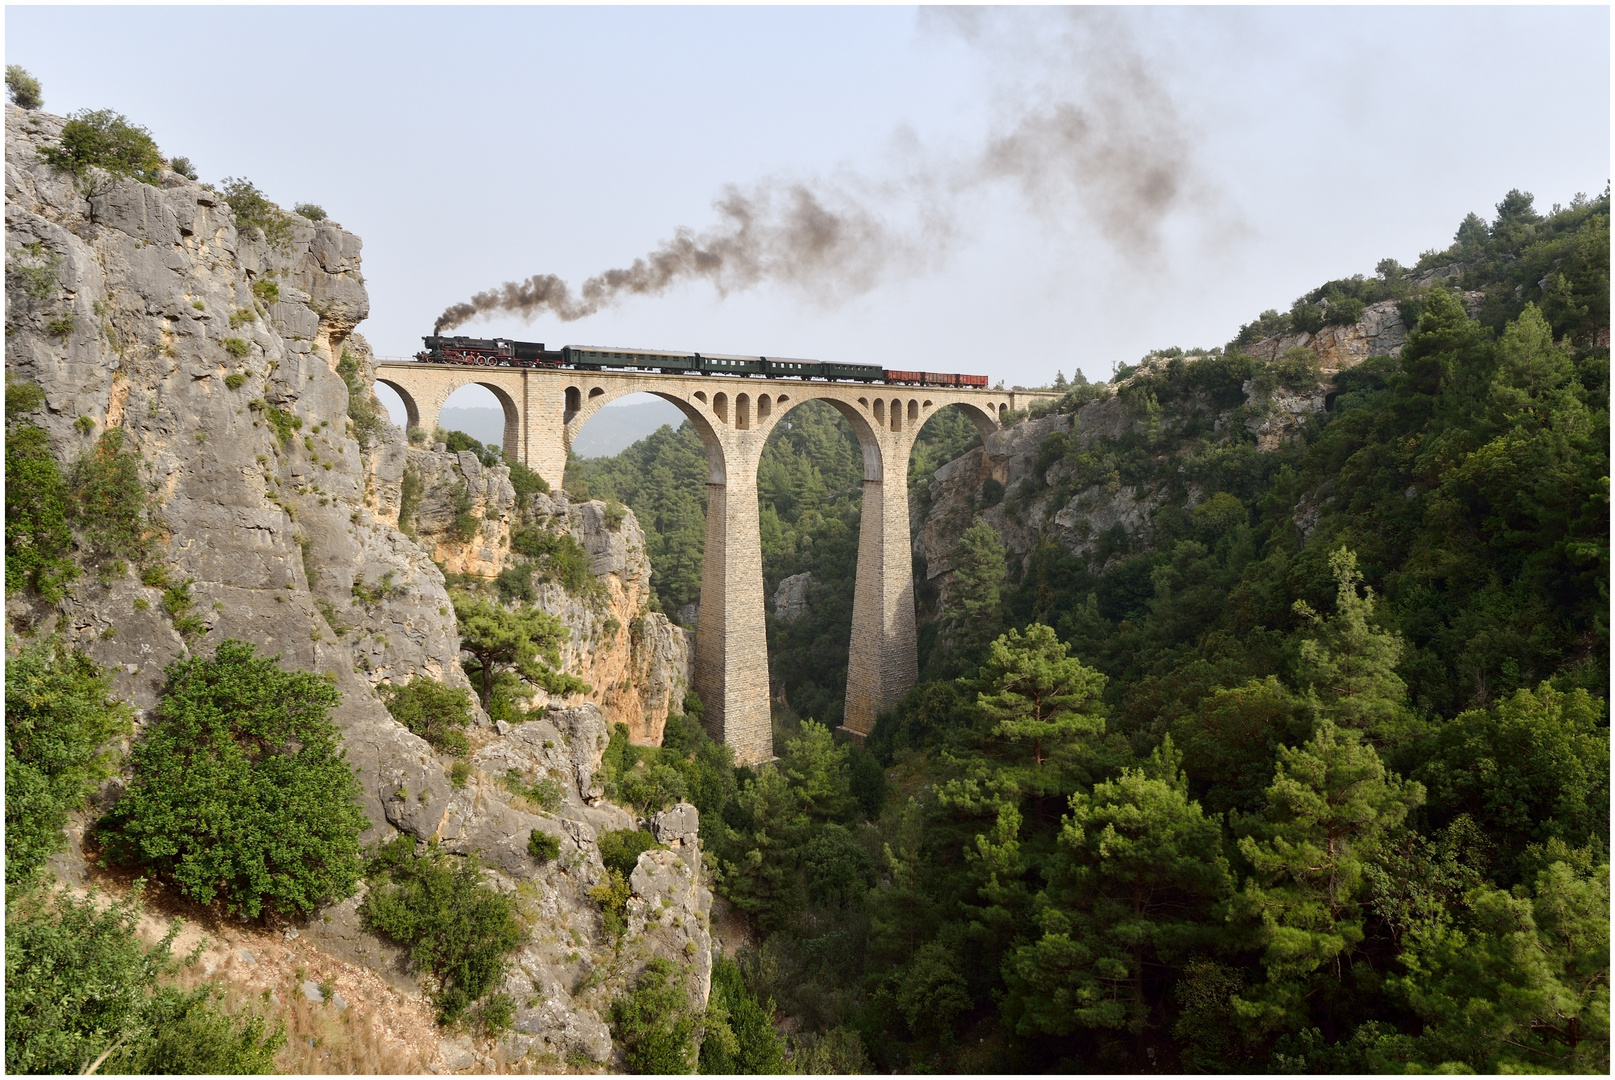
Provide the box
[914,302,1413,605]
[4,103,706,1071]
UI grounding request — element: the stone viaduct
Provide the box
[373,360,1058,765]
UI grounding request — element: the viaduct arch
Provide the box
[373,360,1058,764]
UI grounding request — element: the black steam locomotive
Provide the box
[415,335,990,388]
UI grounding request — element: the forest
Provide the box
[572,188,1610,1073]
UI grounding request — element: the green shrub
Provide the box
[223,337,249,359]
[398,468,424,534]
[448,759,472,787]
[336,349,384,452]
[97,640,368,920]
[229,307,255,329]
[6,64,43,109]
[252,400,302,448]
[5,423,77,600]
[1290,299,1326,334]
[8,242,60,302]
[1325,296,1366,326]
[698,952,785,1074]
[5,886,283,1074]
[45,315,75,339]
[224,372,247,390]
[221,178,292,249]
[588,868,631,940]
[441,428,503,468]
[378,677,473,758]
[446,485,479,544]
[360,841,527,1023]
[507,458,549,499]
[471,992,515,1036]
[167,155,197,181]
[495,563,535,604]
[610,958,697,1074]
[504,769,565,813]
[69,428,152,570]
[603,499,626,530]
[250,278,280,305]
[597,828,664,879]
[510,525,595,594]
[37,109,163,185]
[293,202,327,221]
[5,641,132,887]
[619,760,689,814]
[159,577,204,638]
[528,829,561,863]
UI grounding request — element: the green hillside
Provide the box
[571,188,1609,1073]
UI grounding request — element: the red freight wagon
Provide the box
[884,370,926,384]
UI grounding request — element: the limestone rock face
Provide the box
[4,105,709,1070]
[3,105,469,832]
[913,297,1410,593]
[517,492,694,745]
[771,571,814,622]
[382,445,517,578]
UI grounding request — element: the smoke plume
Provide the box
[435,8,1201,334]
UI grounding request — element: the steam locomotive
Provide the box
[415,335,990,388]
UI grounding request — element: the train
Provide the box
[415,335,990,388]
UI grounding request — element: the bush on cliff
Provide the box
[37,109,163,185]
[360,838,526,1024]
[611,958,698,1074]
[97,640,367,920]
[378,676,473,758]
[452,591,588,711]
[5,640,132,888]
[6,64,43,109]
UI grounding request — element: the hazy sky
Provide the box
[9,5,1610,400]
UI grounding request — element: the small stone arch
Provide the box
[736,393,751,430]
[913,398,1000,450]
[713,392,729,425]
[768,391,886,481]
[445,380,521,459]
[376,379,420,432]
[565,386,581,423]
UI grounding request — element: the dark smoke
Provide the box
[435,8,1200,334]
[435,184,914,332]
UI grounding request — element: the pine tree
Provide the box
[1002,739,1230,1038]
[976,623,1106,771]
[942,518,1006,664]
[1292,547,1412,745]
[1232,721,1424,1034]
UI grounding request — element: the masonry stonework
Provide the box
[374,361,1056,764]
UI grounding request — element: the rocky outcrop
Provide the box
[3,104,470,820]
[1238,298,1411,371]
[4,104,708,1071]
[518,492,694,745]
[913,296,1422,593]
[389,445,518,577]
[771,572,815,622]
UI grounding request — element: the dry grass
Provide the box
[163,963,432,1074]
